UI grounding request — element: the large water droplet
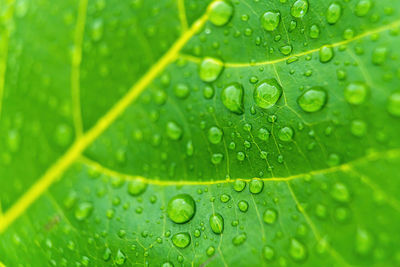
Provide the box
[75,202,93,221]
[127,178,147,196]
[249,178,264,194]
[344,82,368,105]
[167,194,196,224]
[166,121,183,140]
[319,46,334,63]
[387,91,400,117]
[208,0,234,26]
[208,126,223,144]
[238,200,249,212]
[297,87,327,112]
[291,0,309,18]
[199,57,224,82]
[253,79,283,109]
[209,213,224,234]
[289,238,307,262]
[261,11,281,31]
[326,2,342,24]
[172,232,191,248]
[221,83,244,114]
[233,180,246,192]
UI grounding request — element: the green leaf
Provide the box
[1,0,400,266]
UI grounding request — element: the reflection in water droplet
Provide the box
[297,87,327,112]
[209,213,224,234]
[167,194,196,224]
[254,79,283,109]
[249,178,264,194]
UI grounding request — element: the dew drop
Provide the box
[326,2,342,24]
[166,121,183,140]
[355,0,372,17]
[319,46,334,63]
[309,24,320,39]
[249,178,264,194]
[203,85,215,99]
[238,200,249,212]
[263,245,275,261]
[232,233,247,246]
[344,82,368,105]
[211,153,224,165]
[387,91,400,117]
[208,0,234,26]
[220,194,230,203]
[261,11,281,31]
[291,0,309,18]
[209,213,224,234]
[127,178,147,196]
[161,262,174,267]
[263,208,278,224]
[350,120,366,137]
[289,238,307,262]
[208,126,223,144]
[330,182,350,203]
[199,57,224,82]
[221,83,244,114]
[167,194,196,224]
[355,228,373,255]
[103,247,111,261]
[253,79,283,109]
[172,232,191,248]
[257,128,270,141]
[372,47,388,66]
[233,180,246,192]
[75,202,93,221]
[206,246,215,256]
[278,126,294,142]
[115,250,126,265]
[297,87,327,112]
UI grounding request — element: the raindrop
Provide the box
[238,200,249,212]
[115,250,126,265]
[221,83,244,114]
[297,87,327,112]
[261,11,281,31]
[208,0,234,26]
[344,82,368,105]
[355,228,373,255]
[166,121,183,140]
[350,120,366,137]
[172,232,191,248]
[253,79,283,109]
[249,178,264,194]
[209,213,224,234]
[232,233,247,246]
[291,0,309,18]
[199,57,224,82]
[278,126,294,142]
[263,246,275,261]
[208,126,223,144]
[326,2,342,24]
[75,202,93,221]
[355,0,372,17]
[127,179,147,196]
[263,208,278,224]
[289,238,307,262]
[258,128,270,141]
[319,46,334,63]
[167,194,196,223]
[233,180,246,192]
[330,182,350,203]
[388,91,400,117]
[174,83,190,99]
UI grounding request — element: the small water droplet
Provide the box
[261,11,281,31]
[238,200,249,212]
[309,24,320,39]
[209,213,224,234]
[174,83,190,99]
[326,2,342,24]
[355,0,372,17]
[291,0,309,18]
[387,91,400,117]
[221,83,244,114]
[167,194,196,224]
[350,120,367,137]
[166,121,183,140]
[253,79,283,109]
[208,126,223,144]
[208,0,234,26]
[249,178,264,194]
[115,250,126,265]
[199,57,224,82]
[355,228,373,255]
[206,246,215,256]
[319,46,334,63]
[263,245,275,261]
[232,233,247,246]
[344,82,368,105]
[278,126,294,142]
[233,180,246,192]
[75,202,93,221]
[263,208,278,224]
[172,232,191,248]
[289,238,307,262]
[330,182,350,203]
[127,178,147,196]
[297,87,327,112]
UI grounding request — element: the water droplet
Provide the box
[291,0,309,18]
[319,46,334,63]
[91,19,104,41]
[55,124,73,147]
[186,140,194,156]
[166,121,183,140]
[236,151,245,161]
[167,194,196,224]
[330,182,350,203]
[238,200,249,212]
[249,178,264,194]
[289,238,307,262]
[355,228,373,255]
[326,2,342,24]
[297,87,327,112]
[221,83,244,114]
[261,11,281,31]
[344,82,368,105]
[75,202,93,221]
[206,246,215,256]
[232,233,247,246]
[161,262,174,267]
[372,47,388,65]
[172,232,191,248]
[257,128,270,141]
[203,86,215,99]
[263,245,275,261]
[211,153,224,165]
[208,126,223,144]
[103,247,111,261]
[209,213,224,234]
[233,180,246,192]
[279,45,293,55]
[208,0,234,26]
[115,250,126,265]
[220,194,230,203]
[278,126,294,142]
[350,120,367,137]
[388,91,400,117]
[174,83,190,99]
[263,208,278,224]
[355,0,372,17]
[199,57,224,82]
[127,178,147,196]
[309,24,320,39]
[253,79,283,109]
